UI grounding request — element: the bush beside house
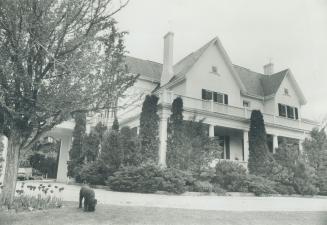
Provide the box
[68,97,326,197]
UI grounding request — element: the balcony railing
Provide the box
[159,90,317,131]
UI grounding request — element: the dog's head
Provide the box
[88,198,97,212]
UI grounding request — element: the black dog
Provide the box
[79,186,97,212]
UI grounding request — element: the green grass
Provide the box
[1,202,327,225]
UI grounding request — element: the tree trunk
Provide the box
[1,134,20,207]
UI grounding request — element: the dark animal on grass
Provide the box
[79,186,97,212]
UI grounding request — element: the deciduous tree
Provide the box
[0,0,133,205]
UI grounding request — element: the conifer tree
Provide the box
[303,128,327,194]
[67,112,86,177]
[248,110,272,176]
[139,95,159,162]
[167,97,185,168]
[101,119,122,170]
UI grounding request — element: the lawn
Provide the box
[1,202,327,225]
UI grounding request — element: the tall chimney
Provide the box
[263,62,274,75]
[161,32,174,86]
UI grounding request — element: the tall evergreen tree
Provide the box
[167,97,185,169]
[67,112,86,177]
[139,95,159,162]
[120,126,141,166]
[248,110,272,176]
[100,119,122,170]
[303,128,327,194]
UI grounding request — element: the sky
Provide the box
[114,0,327,121]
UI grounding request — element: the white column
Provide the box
[158,114,169,167]
[209,124,215,137]
[299,139,303,153]
[243,130,249,162]
[273,135,278,153]
[0,135,8,189]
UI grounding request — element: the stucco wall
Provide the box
[185,44,242,107]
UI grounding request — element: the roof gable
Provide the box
[124,38,306,104]
[168,37,246,91]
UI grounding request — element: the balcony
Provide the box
[159,90,318,132]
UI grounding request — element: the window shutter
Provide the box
[213,92,218,102]
[295,107,298,120]
[202,89,206,100]
[224,94,228,105]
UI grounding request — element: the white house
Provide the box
[99,32,318,168]
[45,32,318,182]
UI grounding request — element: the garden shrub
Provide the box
[213,161,247,192]
[106,164,163,193]
[212,184,226,195]
[78,160,113,185]
[160,168,194,194]
[293,160,318,195]
[246,175,276,196]
[191,180,213,193]
[274,183,296,195]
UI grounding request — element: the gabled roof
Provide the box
[235,65,288,97]
[125,56,162,82]
[124,38,306,104]
[168,37,246,91]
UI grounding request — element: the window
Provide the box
[202,89,212,100]
[287,106,294,119]
[212,66,218,74]
[278,103,298,120]
[278,103,286,117]
[202,89,228,104]
[243,101,250,108]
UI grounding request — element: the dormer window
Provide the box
[211,66,218,74]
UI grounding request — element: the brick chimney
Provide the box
[263,62,274,75]
[161,32,174,86]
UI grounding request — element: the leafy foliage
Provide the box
[303,128,327,195]
[139,95,159,163]
[167,113,222,172]
[248,110,273,176]
[0,0,132,204]
[246,175,276,196]
[213,160,248,192]
[101,129,122,170]
[120,126,141,166]
[78,160,113,185]
[271,139,318,195]
[160,168,194,194]
[106,164,163,193]
[191,181,214,193]
[28,153,57,178]
[106,164,194,194]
